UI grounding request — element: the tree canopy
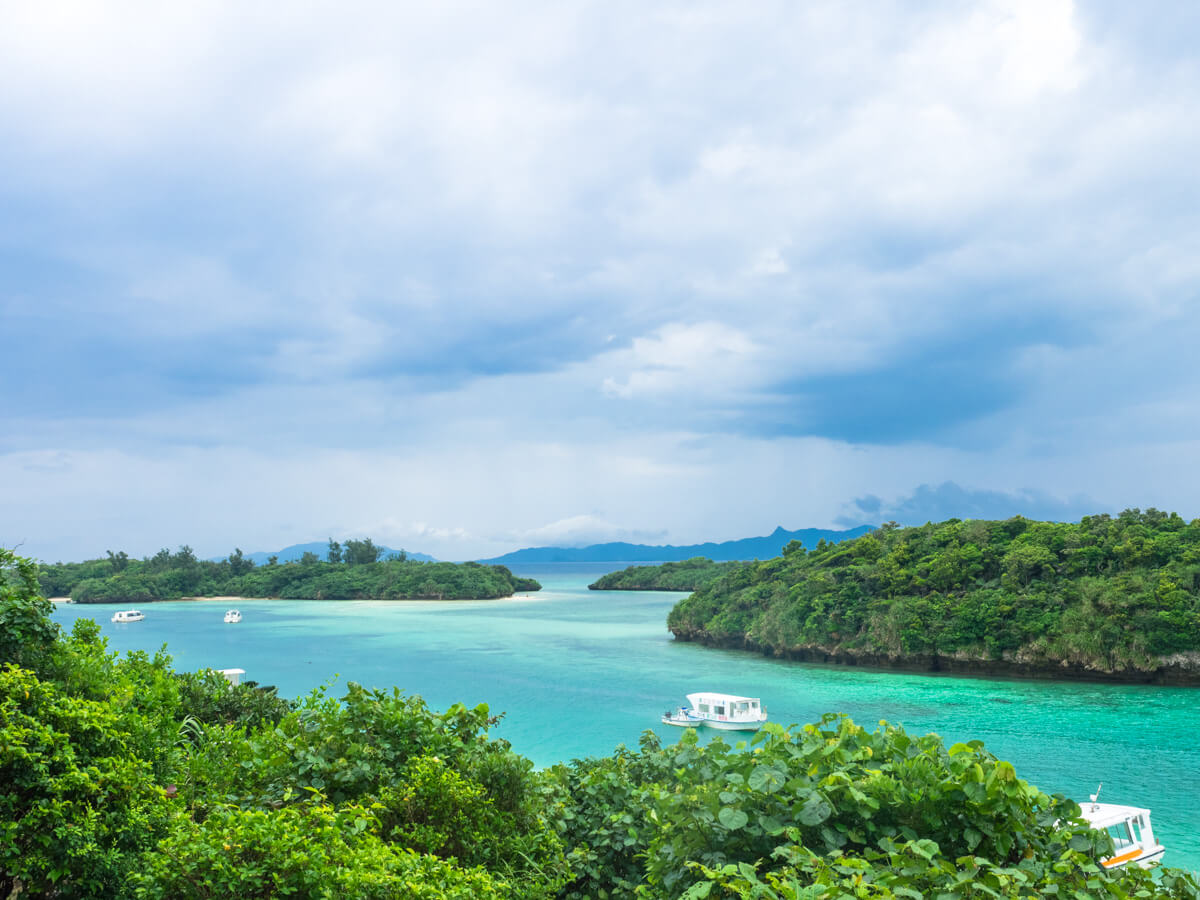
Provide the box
[668,510,1200,680]
[38,546,539,603]
[589,558,745,592]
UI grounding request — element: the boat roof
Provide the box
[686,692,760,704]
[1080,802,1151,829]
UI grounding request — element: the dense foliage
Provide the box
[38,542,539,603]
[668,510,1200,678]
[589,558,745,592]
[2,550,564,898]
[5,547,1200,898]
[552,717,1200,899]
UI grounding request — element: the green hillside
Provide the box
[588,558,745,592]
[668,509,1200,681]
[39,541,538,603]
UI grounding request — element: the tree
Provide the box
[0,548,58,669]
[228,548,254,577]
[344,538,382,566]
[327,539,343,564]
[106,550,130,573]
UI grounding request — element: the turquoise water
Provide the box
[52,563,1199,873]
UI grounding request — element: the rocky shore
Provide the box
[668,627,1200,686]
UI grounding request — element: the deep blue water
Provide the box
[52,563,1200,872]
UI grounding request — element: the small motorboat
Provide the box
[1080,786,1165,869]
[224,609,242,624]
[661,692,768,731]
[111,609,145,623]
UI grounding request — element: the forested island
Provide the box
[589,557,744,592]
[3,545,1198,898]
[38,538,539,603]
[668,509,1200,683]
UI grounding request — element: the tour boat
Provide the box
[1080,789,1164,869]
[224,609,242,624]
[661,692,768,731]
[111,609,145,623]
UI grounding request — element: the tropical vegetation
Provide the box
[4,545,1199,897]
[590,558,745,592]
[37,539,539,603]
[668,509,1200,680]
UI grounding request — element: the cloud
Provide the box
[3,2,1200,562]
[836,481,1103,527]
[600,321,758,400]
[498,515,669,549]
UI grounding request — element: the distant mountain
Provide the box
[476,525,875,565]
[231,542,437,565]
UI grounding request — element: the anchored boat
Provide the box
[224,609,242,623]
[1080,786,1165,869]
[111,609,145,623]
[662,692,768,731]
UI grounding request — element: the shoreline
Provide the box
[61,593,532,605]
[669,629,1200,687]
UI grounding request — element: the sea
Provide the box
[51,562,1199,874]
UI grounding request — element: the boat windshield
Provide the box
[1107,822,1135,851]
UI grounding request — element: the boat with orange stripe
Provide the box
[1080,785,1165,869]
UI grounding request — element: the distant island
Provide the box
[667,509,1200,684]
[479,525,873,564]
[588,558,744,592]
[39,538,537,602]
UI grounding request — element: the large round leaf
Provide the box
[748,765,787,794]
[718,807,749,830]
[798,792,832,826]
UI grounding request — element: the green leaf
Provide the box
[718,807,749,830]
[798,792,832,826]
[759,814,785,835]
[748,765,786,794]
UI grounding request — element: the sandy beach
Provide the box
[177,595,253,602]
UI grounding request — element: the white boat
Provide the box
[1080,788,1165,869]
[223,609,242,623]
[661,692,768,731]
[111,609,144,623]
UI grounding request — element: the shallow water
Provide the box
[53,563,1200,873]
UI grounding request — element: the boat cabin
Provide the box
[688,693,762,721]
[1081,802,1164,869]
[111,609,145,623]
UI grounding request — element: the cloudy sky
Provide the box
[3,0,1198,563]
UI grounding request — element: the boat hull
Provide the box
[662,714,700,727]
[694,718,766,731]
[1102,845,1165,869]
[661,712,766,731]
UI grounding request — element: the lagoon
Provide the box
[52,562,1200,873]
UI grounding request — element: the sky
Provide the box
[3,1,1199,563]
